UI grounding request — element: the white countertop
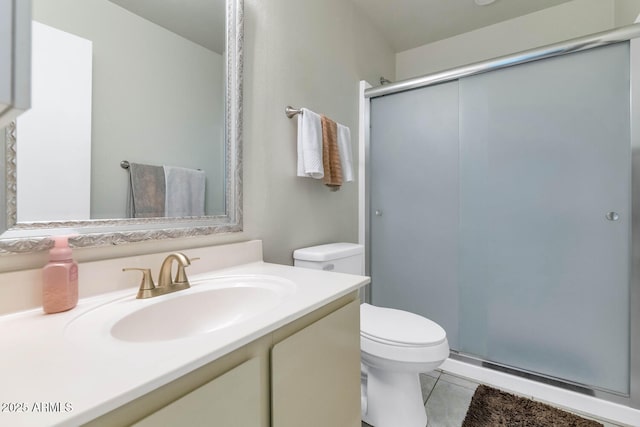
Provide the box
[0,261,369,427]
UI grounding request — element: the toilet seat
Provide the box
[360,304,450,367]
[360,303,446,347]
[361,332,444,347]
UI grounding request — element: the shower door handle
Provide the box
[606,211,620,221]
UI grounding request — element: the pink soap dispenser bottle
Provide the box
[42,236,79,314]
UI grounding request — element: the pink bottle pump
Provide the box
[42,236,78,314]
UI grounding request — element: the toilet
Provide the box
[293,243,449,427]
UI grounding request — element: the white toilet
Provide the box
[293,243,449,427]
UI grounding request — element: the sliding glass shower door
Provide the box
[370,43,631,394]
[370,81,460,348]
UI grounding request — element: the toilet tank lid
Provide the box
[293,243,364,262]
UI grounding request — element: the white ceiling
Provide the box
[108,0,226,54]
[351,0,574,52]
[108,0,576,56]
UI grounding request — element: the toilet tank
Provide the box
[293,243,364,275]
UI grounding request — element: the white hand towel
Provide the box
[297,108,324,179]
[337,123,354,182]
[164,165,206,217]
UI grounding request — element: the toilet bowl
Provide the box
[292,243,449,427]
[360,303,449,427]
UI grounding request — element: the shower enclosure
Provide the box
[365,26,640,406]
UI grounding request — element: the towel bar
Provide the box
[122,160,202,172]
[285,106,303,118]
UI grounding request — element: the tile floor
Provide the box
[362,370,624,427]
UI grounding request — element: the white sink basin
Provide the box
[65,275,296,343]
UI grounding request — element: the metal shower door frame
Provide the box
[363,23,640,408]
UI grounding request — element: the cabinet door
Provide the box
[271,300,361,427]
[0,0,30,128]
[0,0,11,108]
[133,358,261,427]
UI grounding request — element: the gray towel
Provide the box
[163,165,206,217]
[127,163,166,218]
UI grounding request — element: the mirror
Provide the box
[0,0,243,253]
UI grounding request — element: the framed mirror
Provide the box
[0,0,243,254]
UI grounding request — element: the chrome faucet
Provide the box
[123,252,196,299]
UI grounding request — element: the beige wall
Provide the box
[0,0,394,272]
[616,0,640,26]
[396,0,618,80]
[241,0,394,264]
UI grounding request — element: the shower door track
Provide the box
[450,352,630,401]
[365,23,640,99]
[363,23,640,409]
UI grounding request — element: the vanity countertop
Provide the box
[0,261,369,427]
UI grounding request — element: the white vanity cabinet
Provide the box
[85,293,360,427]
[0,0,30,128]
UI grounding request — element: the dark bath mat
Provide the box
[462,385,603,427]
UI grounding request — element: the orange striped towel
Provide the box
[321,115,343,190]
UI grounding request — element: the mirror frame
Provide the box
[0,0,243,254]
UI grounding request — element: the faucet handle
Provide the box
[175,256,200,285]
[123,268,156,299]
[173,254,198,286]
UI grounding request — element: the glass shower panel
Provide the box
[458,43,630,393]
[370,82,460,348]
